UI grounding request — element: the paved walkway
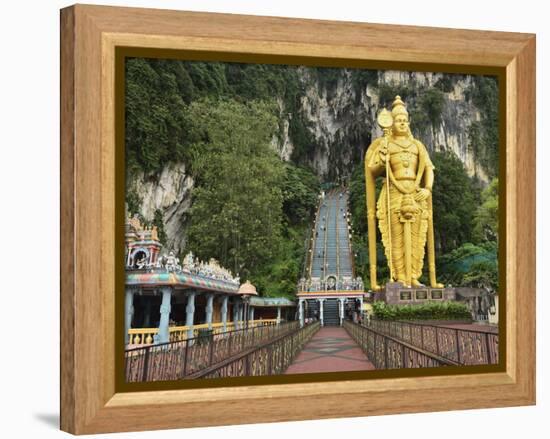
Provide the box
[285,326,375,374]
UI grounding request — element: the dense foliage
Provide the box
[125,58,191,178]
[125,58,330,177]
[251,164,319,297]
[431,151,481,253]
[185,99,284,278]
[181,98,320,295]
[372,301,471,321]
[473,178,499,243]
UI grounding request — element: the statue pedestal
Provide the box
[374,282,455,305]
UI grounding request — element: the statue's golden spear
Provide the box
[378,109,394,282]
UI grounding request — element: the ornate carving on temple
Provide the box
[125,214,162,268]
[298,275,364,292]
[125,214,239,285]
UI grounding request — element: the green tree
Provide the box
[463,260,498,291]
[473,178,499,243]
[438,242,498,290]
[252,225,308,298]
[125,58,190,178]
[281,164,320,225]
[126,188,142,216]
[348,163,368,235]
[186,98,284,280]
[420,88,445,128]
[432,151,481,254]
[152,209,168,245]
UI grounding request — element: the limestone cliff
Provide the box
[127,162,194,252]
[270,69,491,182]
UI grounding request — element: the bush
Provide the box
[196,328,213,345]
[372,300,471,321]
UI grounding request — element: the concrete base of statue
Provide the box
[374,282,456,305]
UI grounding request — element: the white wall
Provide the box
[0,1,546,438]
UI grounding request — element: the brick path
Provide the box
[284,326,375,374]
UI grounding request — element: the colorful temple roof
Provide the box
[125,214,295,303]
[126,271,240,294]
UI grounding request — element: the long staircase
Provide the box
[300,188,361,327]
[309,189,354,282]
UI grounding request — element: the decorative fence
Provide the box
[125,321,299,382]
[367,320,499,365]
[191,321,321,379]
[344,320,460,369]
[127,319,278,346]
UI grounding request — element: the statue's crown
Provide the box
[391,95,409,118]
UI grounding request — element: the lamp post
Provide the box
[238,280,258,330]
[242,294,250,329]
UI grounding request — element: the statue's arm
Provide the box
[365,138,385,177]
[416,140,435,192]
[424,165,434,191]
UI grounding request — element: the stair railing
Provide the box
[322,191,332,284]
[335,190,341,280]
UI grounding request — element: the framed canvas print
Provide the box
[60,4,536,435]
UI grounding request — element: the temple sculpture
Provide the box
[365,96,443,290]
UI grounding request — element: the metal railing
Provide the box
[306,200,321,279]
[125,321,300,382]
[322,193,332,279]
[191,321,321,379]
[335,194,341,278]
[344,320,460,369]
[367,320,499,365]
[127,319,278,346]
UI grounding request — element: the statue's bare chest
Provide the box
[388,141,419,179]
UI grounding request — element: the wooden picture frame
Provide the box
[60,4,535,434]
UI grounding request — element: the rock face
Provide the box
[129,69,494,251]
[270,69,490,182]
[296,69,373,181]
[127,162,193,253]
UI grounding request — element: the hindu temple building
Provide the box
[124,215,295,346]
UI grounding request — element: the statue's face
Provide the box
[393,114,409,136]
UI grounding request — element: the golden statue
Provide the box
[365,96,443,290]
